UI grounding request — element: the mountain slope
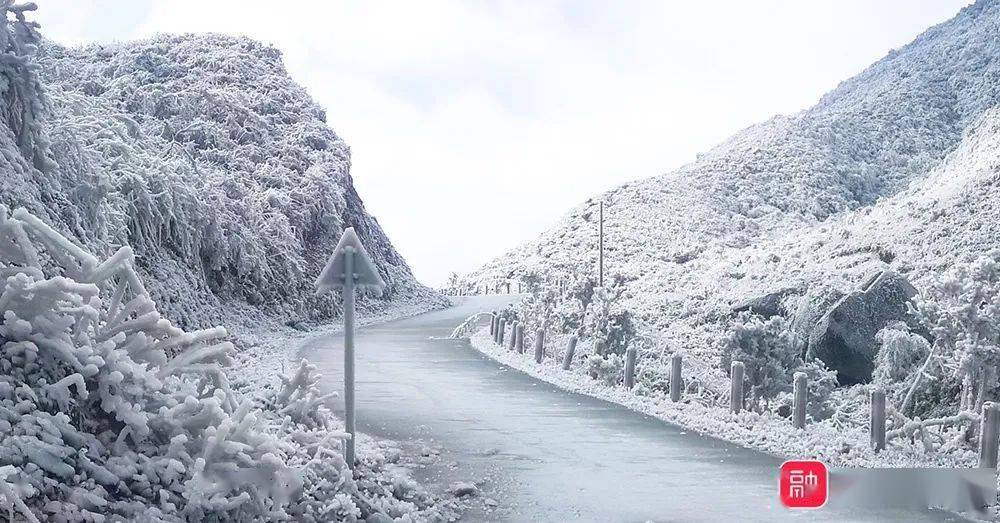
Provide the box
[467,0,1000,354]
[2,33,446,328]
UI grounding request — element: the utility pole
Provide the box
[598,201,604,287]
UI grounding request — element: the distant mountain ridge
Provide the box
[467,0,1000,355]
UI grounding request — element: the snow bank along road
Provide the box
[299,296,969,522]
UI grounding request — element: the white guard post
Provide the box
[315,227,386,469]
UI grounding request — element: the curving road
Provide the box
[299,296,968,522]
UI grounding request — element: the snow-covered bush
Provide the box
[0,206,449,521]
[582,278,635,355]
[873,323,931,386]
[907,251,1000,417]
[873,323,932,414]
[0,205,302,520]
[513,278,557,334]
[720,313,798,410]
[557,269,596,333]
[795,358,839,419]
[586,353,623,386]
[721,312,836,413]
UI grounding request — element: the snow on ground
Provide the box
[467,328,977,470]
[227,299,466,522]
[0,198,457,521]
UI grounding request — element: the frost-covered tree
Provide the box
[445,272,460,294]
[583,276,634,355]
[906,251,1000,416]
[548,268,595,336]
[721,313,797,411]
[873,323,933,415]
[0,1,52,173]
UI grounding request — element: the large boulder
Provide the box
[806,270,918,384]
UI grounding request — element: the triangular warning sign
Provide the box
[315,227,386,294]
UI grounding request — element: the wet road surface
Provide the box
[300,296,970,522]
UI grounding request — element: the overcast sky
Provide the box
[38,0,973,286]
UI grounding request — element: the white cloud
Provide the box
[36,0,972,286]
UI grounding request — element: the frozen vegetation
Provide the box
[14,16,445,330]
[0,2,450,521]
[0,203,456,521]
[463,0,1000,481]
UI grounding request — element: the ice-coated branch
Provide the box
[0,465,39,523]
[449,311,494,339]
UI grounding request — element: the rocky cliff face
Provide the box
[0,33,446,328]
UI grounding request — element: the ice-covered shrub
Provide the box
[0,205,307,520]
[603,309,636,356]
[272,359,338,430]
[873,323,932,414]
[515,279,557,334]
[873,323,931,385]
[0,206,447,521]
[587,353,623,386]
[907,250,1000,416]
[583,277,635,355]
[563,269,596,315]
[796,358,838,418]
[721,312,837,413]
[720,313,798,409]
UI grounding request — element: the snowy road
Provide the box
[300,296,969,522]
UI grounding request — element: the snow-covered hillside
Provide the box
[467,0,1000,359]
[0,5,457,520]
[2,30,444,330]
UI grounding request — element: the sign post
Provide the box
[315,227,385,470]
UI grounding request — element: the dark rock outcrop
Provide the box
[806,270,918,384]
[732,287,799,318]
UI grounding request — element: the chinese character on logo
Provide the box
[779,460,828,508]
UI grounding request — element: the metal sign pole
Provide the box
[343,247,357,469]
[315,227,385,472]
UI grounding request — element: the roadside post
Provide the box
[624,346,637,389]
[670,354,682,402]
[730,361,745,414]
[793,372,807,429]
[315,227,386,470]
[980,402,1000,468]
[562,336,578,370]
[871,388,886,452]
